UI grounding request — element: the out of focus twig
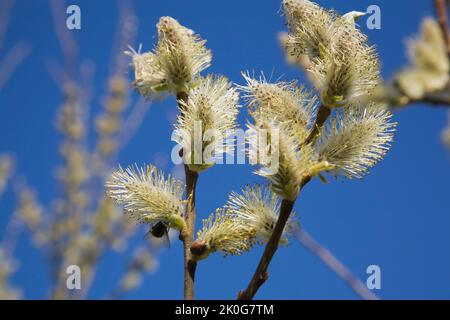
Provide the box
[111,0,138,76]
[49,0,78,78]
[0,0,15,53]
[293,228,379,300]
[0,42,30,92]
[118,97,151,149]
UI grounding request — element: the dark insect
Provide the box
[145,221,171,247]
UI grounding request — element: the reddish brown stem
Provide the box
[177,91,199,300]
[237,198,295,300]
[303,105,330,146]
[182,167,198,300]
[435,0,450,60]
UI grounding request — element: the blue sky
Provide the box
[1,0,450,299]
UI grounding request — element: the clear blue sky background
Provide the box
[1,0,450,300]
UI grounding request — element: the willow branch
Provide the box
[293,228,379,300]
[238,178,311,300]
[177,91,199,300]
[303,104,331,145]
[238,101,333,300]
[183,168,198,300]
[434,0,450,59]
[238,199,295,300]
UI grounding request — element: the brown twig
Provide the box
[182,168,198,300]
[177,91,199,300]
[238,198,296,300]
[293,228,379,300]
[238,103,331,300]
[303,104,331,145]
[238,174,311,300]
[434,0,450,60]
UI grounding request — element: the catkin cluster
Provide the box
[108,0,396,265]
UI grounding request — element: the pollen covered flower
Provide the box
[316,105,396,179]
[226,185,295,245]
[240,72,315,143]
[194,208,256,259]
[247,121,322,200]
[241,75,332,200]
[283,0,380,108]
[173,75,240,172]
[105,164,186,231]
[126,46,166,98]
[283,0,332,65]
[278,31,319,85]
[125,16,212,97]
[241,71,395,196]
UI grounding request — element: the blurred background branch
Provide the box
[0,0,159,300]
[293,228,379,300]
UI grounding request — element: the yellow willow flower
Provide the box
[241,75,332,200]
[126,16,211,97]
[173,75,240,172]
[316,105,396,179]
[126,48,165,98]
[226,185,296,245]
[396,18,449,100]
[283,0,380,108]
[105,164,186,231]
[249,120,333,200]
[239,72,316,143]
[283,0,332,65]
[409,18,449,75]
[279,31,303,65]
[195,208,256,259]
